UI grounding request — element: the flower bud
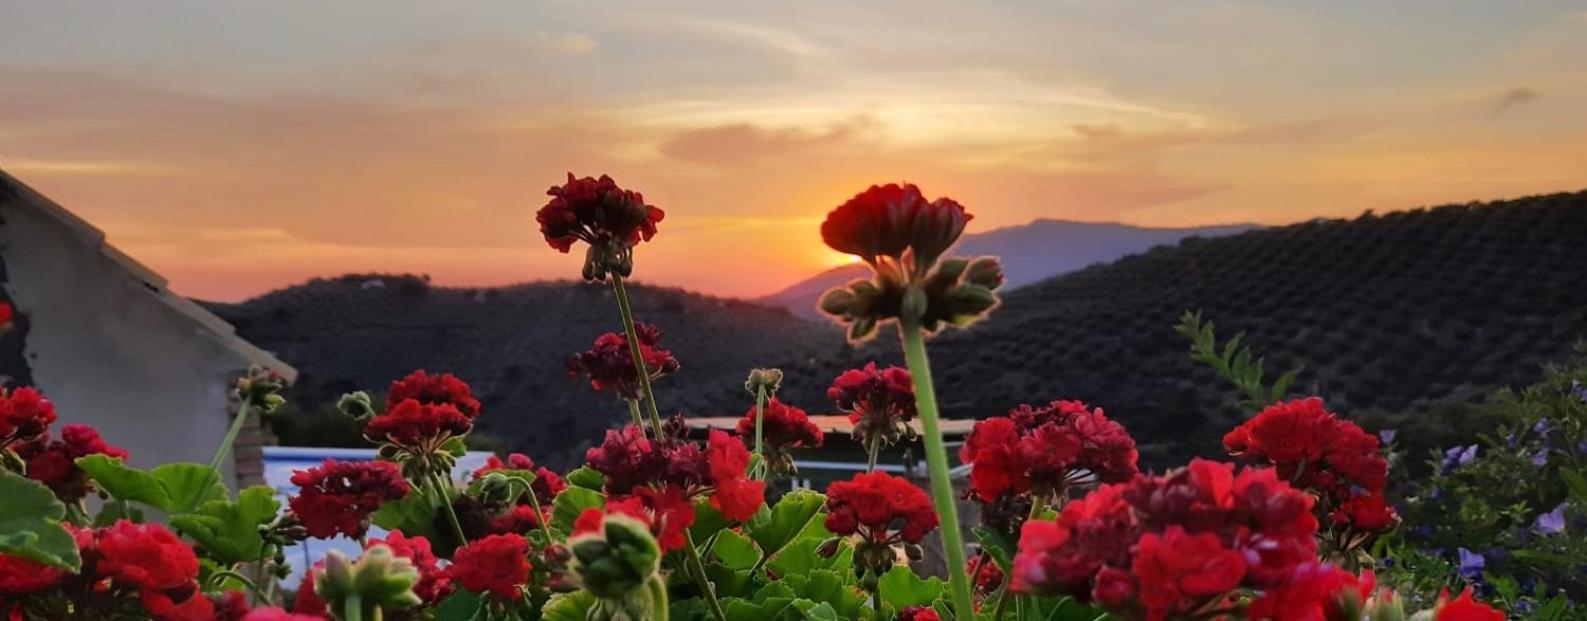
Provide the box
[233,365,287,413]
[744,368,784,396]
[946,284,999,325]
[313,546,422,616]
[966,256,1004,289]
[336,391,375,419]
[901,285,928,322]
[568,514,662,601]
[935,257,968,281]
[819,288,855,316]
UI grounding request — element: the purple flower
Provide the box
[1571,380,1586,403]
[1506,433,1519,448]
[1536,504,1567,536]
[1442,444,1479,473]
[1379,428,1397,444]
[1534,418,1553,435]
[1579,440,1587,456]
[1457,547,1486,581]
[1531,451,1549,467]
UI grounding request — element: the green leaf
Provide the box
[550,487,605,534]
[151,463,227,514]
[785,570,867,620]
[724,594,797,621]
[689,496,730,541]
[168,486,280,565]
[712,530,763,570]
[1560,468,1587,504]
[973,527,1016,572]
[878,566,945,610]
[565,466,605,491]
[540,591,596,621]
[745,490,826,561]
[372,490,442,548]
[791,600,840,621]
[0,471,80,570]
[704,563,757,599]
[76,454,172,510]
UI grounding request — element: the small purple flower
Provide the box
[1571,380,1586,403]
[1457,547,1486,581]
[1379,428,1397,444]
[1579,440,1587,456]
[1531,451,1549,467]
[1506,433,1519,448]
[1534,418,1553,435]
[1536,503,1567,535]
[1442,444,1479,473]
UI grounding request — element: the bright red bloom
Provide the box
[961,400,1138,505]
[567,324,680,401]
[141,588,216,621]
[967,554,1005,596]
[369,531,453,605]
[897,605,941,621]
[538,173,664,253]
[244,609,324,621]
[288,459,410,539]
[1333,494,1397,532]
[291,561,328,616]
[472,452,567,506]
[1133,527,1246,618]
[14,423,129,502]
[587,422,762,523]
[1011,483,1137,598]
[824,472,938,545]
[0,302,11,327]
[213,590,252,621]
[449,533,532,601]
[1224,398,1393,535]
[0,553,67,595]
[388,369,481,419]
[735,398,823,452]
[706,430,766,521]
[0,386,56,446]
[95,520,199,593]
[829,363,916,448]
[820,183,970,271]
[1436,587,1505,621]
[363,400,472,448]
[607,486,696,552]
[1246,563,1361,621]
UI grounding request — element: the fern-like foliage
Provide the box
[1174,310,1298,414]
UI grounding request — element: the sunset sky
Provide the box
[3,1,1585,301]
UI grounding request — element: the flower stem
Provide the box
[897,322,974,620]
[865,434,882,473]
[610,274,666,437]
[683,530,728,621]
[626,399,645,429]
[430,472,469,548]
[208,395,254,478]
[344,594,363,621]
[752,385,767,480]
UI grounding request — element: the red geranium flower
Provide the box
[567,323,680,401]
[820,183,970,274]
[0,553,67,595]
[705,430,766,520]
[363,400,472,449]
[1132,527,1246,618]
[1435,587,1505,621]
[824,472,939,545]
[967,554,1005,597]
[388,370,481,419]
[828,363,916,449]
[14,423,129,502]
[141,588,223,621]
[244,609,324,621]
[1333,493,1398,532]
[95,520,200,592]
[897,605,942,621]
[472,452,567,506]
[586,422,763,525]
[1246,563,1362,621]
[607,486,696,552]
[368,531,453,604]
[288,459,411,539]
[735,398,823,453]
[585,425,671,495]
[0,386,56,447]
[291,560,328,616]
[449,533,532,601]
[961,400,1138,506]
[0,301,12,328]
[537,173,665,280]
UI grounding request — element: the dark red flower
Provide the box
[1332,493,1397,532]
[824,472,938,545]
[820,183,970,273]
[735,398,823,453]
[567,324,680,401]
[1132,526,1246,618]
[141,588,215,621]
[472,452,567,506]
[213,590,252,621]
[388,370,481,419]
[0,386,56,446]
[0,302,12,328]
[828,363,916,448]
[1011,483,1137,598]
[961,400,1138,505]
[585,425,670,495]
[449,533,531,601]
[537,173,664,280]
[607,485,696,552]
[291,561,328,616]
[0,553,67,595]
[14,423,129,502]
[368,531,453,604]
[96,520,199,592]
[363,400,472,449]
[1436,587,1505,621]
[897,605,941,621]
[288,459,411,539]
[967,554,1005,596]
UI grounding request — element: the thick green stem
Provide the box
[430,473,468,548]
[208,396,254,476]
[683,530,728,621]
[344,594,363,621]
[752,385,767,480]
[610,274,666,437]
[865,433,883,473]
[626,399,645,429]
[898,322,975,620]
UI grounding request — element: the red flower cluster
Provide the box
[1435,587,1506,621]
[605,485,697,552]
[0,386,56,447]
[15,423,128,502]
[967,554,1005,598]
[449,533,532,601]
[824,472,939,545]
[369,531,453,605]
[288,459,411,539]
[585,425,765,548]
[961,400,1139,506]
[538,173,664,253]
[0,553,67,596]
[243,609,323,621]
[735,398,824,453]
[77,521,204,619]
[820,183,970,272]
[1011,459,1320,619]
[567,323,681,401]
[1224,398,1394,533]
[388,370,481,419]
[897,605,942,621]
[828,363,916,448]
[473,452,568,506]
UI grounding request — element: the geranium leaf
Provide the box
[973,527,1016,572]
[372,489,445,554]
[551,487,605,534]
[433,590,485,621]
[791,600,840,621]
[168,486,279,565]
[689,496,729,541]
[150,463,227,514]
[565,466,605,491]
[878,565,945,610]
[76,454,173,511]
[711,530,762,570]
[785,570,866,619]
[745,490,826,561]
[0,471,80,571]
[540,591,596,621]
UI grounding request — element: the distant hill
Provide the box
[759,220,1257,318]
[217,191,1587,469]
